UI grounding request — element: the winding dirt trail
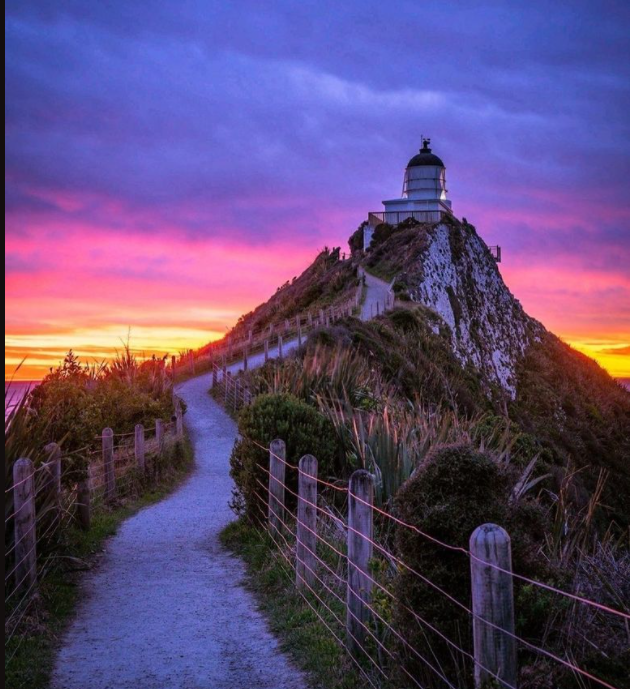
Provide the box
[51,372,306,689]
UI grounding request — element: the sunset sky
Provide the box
[5,1,630,381]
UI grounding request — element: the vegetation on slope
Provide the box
[223,292,629,688]
[227,328,629,686]
[199,246,360,354]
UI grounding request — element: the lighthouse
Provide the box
[364,139,454,249]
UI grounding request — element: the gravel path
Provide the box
[359,268,392,321]
[51,372,306,689]
[51,271,391,688]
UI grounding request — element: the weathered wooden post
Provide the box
[470,524,518,689]
[43,442,62,518]
[268,439,286,539]
[102,428,115,503]
[156,419,164,455]
[376,301,380,316]
[135,424,145,472]
[285,318,290,333]
[296,454,318,589]
[347,469,373,655]
[278,334,283,359]
[308,312,313,328]
[76,479,91,531]
[243,348,248,372]
[264,339,269,363]
[175,401,184,439]
[297,324,303,347]
[13,458,37,591]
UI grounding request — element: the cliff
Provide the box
[362,218,542,398]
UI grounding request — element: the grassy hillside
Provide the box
[211,218,630,687]
[199,246,360,354]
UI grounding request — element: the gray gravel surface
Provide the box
[359,268,392,321]
[51,372,306,689]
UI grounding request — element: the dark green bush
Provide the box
[229,393,339,521]
[393,443,546,687]
[348,222,367,253]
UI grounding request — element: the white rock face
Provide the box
[410,223,538,397]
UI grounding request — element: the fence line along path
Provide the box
[51,373,306,689]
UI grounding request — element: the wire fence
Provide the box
[241,436,628,689]
[4,403,186,643]
[172,282,372,380]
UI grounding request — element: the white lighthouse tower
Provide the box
[364,139,454,249]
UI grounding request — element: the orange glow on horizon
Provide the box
[5,227,629,383]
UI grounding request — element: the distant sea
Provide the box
[4,381,39,416]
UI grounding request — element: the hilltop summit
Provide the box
[361,218,539,398]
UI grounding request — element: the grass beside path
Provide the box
[5,436,194,689]
[220,518,364,689]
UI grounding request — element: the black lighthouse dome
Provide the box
[407,139,445,168]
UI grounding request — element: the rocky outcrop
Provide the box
[398,222,543,397]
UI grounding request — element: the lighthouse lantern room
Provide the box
[364,138,454,249]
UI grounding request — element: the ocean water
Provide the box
[5,381,39,415]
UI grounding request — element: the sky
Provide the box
[5,0,630,381]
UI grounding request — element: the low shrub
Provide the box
[229,393,339,521]
[393,443,547,687]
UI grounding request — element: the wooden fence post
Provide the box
[156,419,164,456]
[175,401,184,439]
[76,479,91,531]
[243,348,248,372]
[297,324,303,348]
[135,424,145,472]
[347,469,373,656]
[102,428,115,503]
[43,442,62,519]
[13,458,37,591]
[268,439,286,539]
[278,334,283,359]
[470,524,517,689]
[264,339,269,363]
[296,454,318,589]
